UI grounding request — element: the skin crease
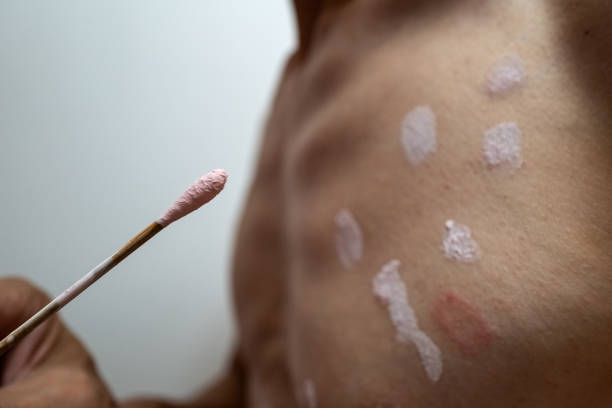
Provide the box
[2,0,612,407]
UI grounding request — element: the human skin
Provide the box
[0,278,115,407]
[230,1,612,406]
[2,0,612,407]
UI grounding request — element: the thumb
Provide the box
[0,277,93,385]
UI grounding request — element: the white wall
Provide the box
[0,1,295,400]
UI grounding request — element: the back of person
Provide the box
[232,0,612,406]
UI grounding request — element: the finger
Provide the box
[0,277,52,339]
[0,278,92,385]
[0,366,114,408]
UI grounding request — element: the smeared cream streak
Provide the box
[400,106,437,166]
[373,260,443,382]
[335,209,363,269]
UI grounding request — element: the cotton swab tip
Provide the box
[157,169,227,227]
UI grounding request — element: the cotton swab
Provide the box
[0,169,228,357]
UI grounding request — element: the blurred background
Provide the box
[0,1,294,400]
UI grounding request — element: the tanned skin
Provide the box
[2,1,612,407]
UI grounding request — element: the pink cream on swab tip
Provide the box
[0,169,228,357]
[157,169,228,227]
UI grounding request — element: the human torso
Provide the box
[232,1,612,407]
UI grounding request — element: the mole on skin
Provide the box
[432,291,496,356]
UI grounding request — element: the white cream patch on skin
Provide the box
[335,209,363,269]
[400,106,437,166]
[483,122,523,169]
[443,220,481,263]
[486,55,526,96]
[373,260,443,382]
[303,379,317,408]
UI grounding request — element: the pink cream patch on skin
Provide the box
[432,291,496,356]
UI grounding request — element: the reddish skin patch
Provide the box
[432,291,496,356]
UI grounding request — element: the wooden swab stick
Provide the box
[0,169,228,357]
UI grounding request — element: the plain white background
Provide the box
[0,1,295,400]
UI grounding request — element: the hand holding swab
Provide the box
[0,169,228,357]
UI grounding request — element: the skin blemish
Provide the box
[432,291,496,356]
[486,55,526,96]
[373,259,443,382]
[400,106,437,166]
[442,220,481,263]
[483,122,523,170]
[335,209,363,269]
